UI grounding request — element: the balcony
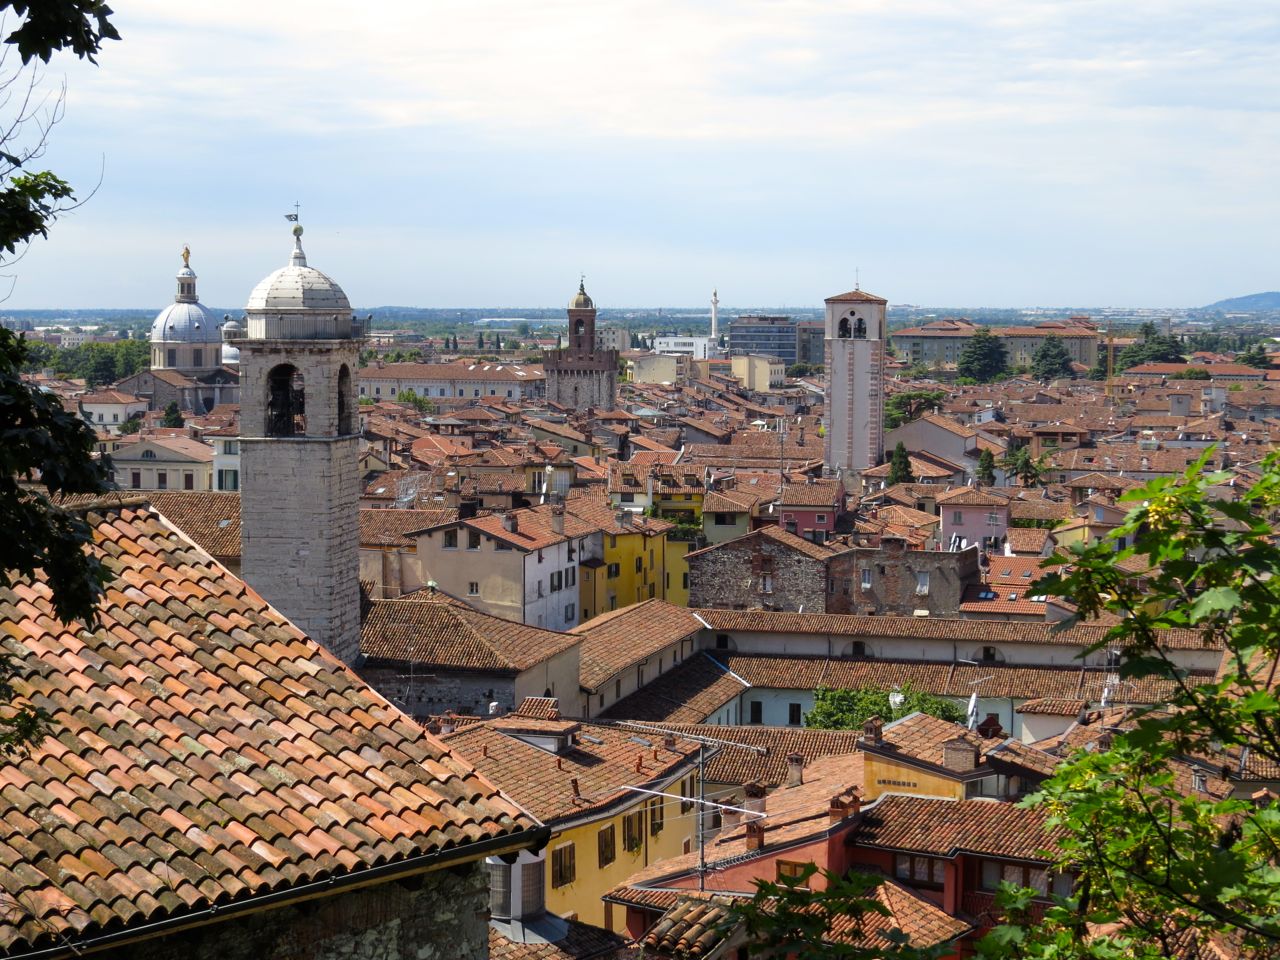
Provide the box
[961,891,1050,926]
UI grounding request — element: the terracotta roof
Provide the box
[936,486,1009,507]
[691,609,1212,650]
[876,712,1002,769]
[361,598,578,673]
[0,503,536,956]
[779,479,843,508]
[643,895,735,957]
[1016,697,1087,716]
[489,920,629,959]
[147,490,241,559]
[1004,527,1051,554]
[464,505,596,552]
[851,794,1060,861]
[825,289,888,304]
[359,507,458,547]
[442,716,701,824]
[632,723,865,786]
[685,525,841,563]
[574,600,704,691]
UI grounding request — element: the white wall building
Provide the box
[358,361,545,402]
[653,335,717,359]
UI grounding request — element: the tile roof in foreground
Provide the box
[851,794,1061,862]
[0,501,537,956]
[489,919,629,959]
[573,600,705,691]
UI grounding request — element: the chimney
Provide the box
[828,786,862,823]
[941,738,979,772]
[785,752,805,788]
[571,777,581,798]
[551,503,565,535]
[616,510,630,528]
[744,819,765,851]
[743,781,766,817]
[722,806,743,831]
[862,715,883,746]
[502,512,519,533]
[663,734,678,752]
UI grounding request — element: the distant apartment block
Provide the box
[728,315,798,365]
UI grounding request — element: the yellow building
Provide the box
[569,495,676,618]
[444,700,702,930]
[663,537,694,607]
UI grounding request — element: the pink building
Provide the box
[779,478,845,543]
[937,487,1009,552]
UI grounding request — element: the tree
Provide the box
[884,389,946,429]
[886,442,914,486]
[161,401,184,428]
[786,362,816,378]
[396,389,434,415]
[805,685,966,730]
[0,2,120,757]
[476,333,484,350]
[976,447,996,486]
[1237,343,1272,369]
[1031,335,1074,382]
[1001,447,1048,487]
[957,328,1008,382]
[117,413,141,434]
[1169,366,1211,380]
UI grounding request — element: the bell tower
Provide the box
[823,286,887,478]
[229,224,364,664]
[545,277,617,410]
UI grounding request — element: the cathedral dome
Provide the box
[150,249,222,344]
[568,278,594,310]
[246,225,350,314]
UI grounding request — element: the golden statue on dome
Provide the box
[181,245,191,268]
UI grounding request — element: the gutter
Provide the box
[11,825,549,960]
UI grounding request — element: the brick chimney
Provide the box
[785,752,805,788]
[862,715,883,746]
[744,781,766,818]
[551,503,565,535]
[829,786,862,823]
[744,818,765,851]
[941,738,979,772]
[502,512,519,533]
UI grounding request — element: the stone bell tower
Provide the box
[823,286,887,478]
[229,224,364,663]
[544,278,617,410]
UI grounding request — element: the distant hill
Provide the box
[1203,292,1280,312]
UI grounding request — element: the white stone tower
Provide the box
[545,278,617,410]
[823,286,887,478]
[230,224,363,664]
[710,288,719,341]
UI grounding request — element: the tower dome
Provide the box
[568,278,594,310]
[150,246,222,345]
[246,225,350,315]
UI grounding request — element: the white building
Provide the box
[824,287,887,477]
[79,389,148,433]
[358,361,545,402]
[653,335,717,359]
[595,326,629,352]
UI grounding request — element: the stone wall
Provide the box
[97,860,490,960]
[688,535,827,612]
[358,664,517,719]
[827,542,980,616]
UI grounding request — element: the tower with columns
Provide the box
[823,286,887,478]
[228,225,364,664]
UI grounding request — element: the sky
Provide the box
[3,0,1279,310]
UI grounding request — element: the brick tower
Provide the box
[545,278,617,410]
[823,286,887,479]
[228,224,363,663]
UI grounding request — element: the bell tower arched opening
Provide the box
[337,364,353,434]
[266,363,305,436]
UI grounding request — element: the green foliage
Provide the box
[117,413,141,434]
[1169,366,1211,380]
[976,447,996,486]
[1001,447,1049,487]
[884,389,946,430]
[731,865,948,959]
[1117,329,1184,370]
[805,685,966,730]
[957,328,1008,383]
[787,362,819,378]
[1,330,111,754]
[1031,335,1074,382]
[45,338,150,385]
[1086,361,1107,381]
[161,401,184,428]
[953,376,978,386]
[396,389,435,415]
[1,1,119,64]
[1236,343,1272,369]
[887,442,914,486]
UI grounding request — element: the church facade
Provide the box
[544,279,617,410]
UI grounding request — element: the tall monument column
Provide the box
[228,224,363,664]
[823,287,887,479]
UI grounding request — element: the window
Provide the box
[537,550,544,564]
[551,844,576,888]
[156,471,167,490]
[467,530,481,550]
[980,860,1049,895]
[443,529,458,549]
[566,567,576,587]
[217,468,239,491]
[111,412,119,423]
[223,440,239,454]
[682,572,689,589]
[183,472,194,490]
[680,776,694,813]
[620,492,635,503]
[192,348,203,368]
[749,700,763,724]
[468,581,479,595]
[607,562,620,579]
[714,512,734,525]
[623,811,644,852]
[788,703,802,726]
[895,854,947,888]
[915,570,930,595]
[776,861,810,886]
[635,556,643,574]
[130,470,141,489]
[141,450,157,460]
[952,510,964,525]
[649,798,664,836]
[598,825,616,868]
[166,349,177,366]
[814,514,827,524]
[987,512,1000,526]
[861,568,872,589]
[550,571,563,593]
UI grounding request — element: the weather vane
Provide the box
[285,201,300,223]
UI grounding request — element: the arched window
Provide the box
[837,317,851,339]
[847,640,871,659]
[854,316,866,339]
[267,363,305,436]
[141,450,156,460]
[575,319,586,336]
[337,364,353,434]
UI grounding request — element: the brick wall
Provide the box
[97,861,490,960]
[688,537,827,612]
